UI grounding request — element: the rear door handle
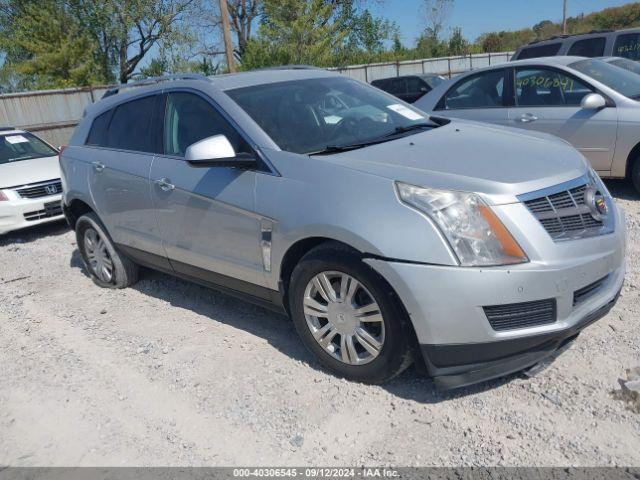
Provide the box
[154,178,175,192]
[92,161,105,173]
[517,113,538,123]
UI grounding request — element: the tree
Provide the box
[68,0,199,83]
[479,32,502,53]
[421,0,453,40]
[228,0,261,57]
[448,26,467,55]
[0,0,104,89]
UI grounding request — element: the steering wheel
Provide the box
[328,115,381,143]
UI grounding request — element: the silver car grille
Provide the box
[520,176,614,242]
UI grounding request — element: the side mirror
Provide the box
[185,135,256,168]
[580,93,607,110]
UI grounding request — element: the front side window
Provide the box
[106,95,156,152]
[567,37,606,57]
[570,58,640,99]
[442,70,505,110]
[163,92,250,157]
[515,68,592,106]
[614,33,640,60]
[0,132,58,165]
[226,76,434,155]
[517,43,562,60]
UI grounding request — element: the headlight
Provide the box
[396,182,528,267]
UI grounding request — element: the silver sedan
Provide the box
[415,56,640,192]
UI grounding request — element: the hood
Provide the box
[0,155,60,189]
[319,120,588,204]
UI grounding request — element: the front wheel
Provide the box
[289,244,413,383]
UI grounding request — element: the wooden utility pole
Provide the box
[562,0,568,34]
[219,0,236,73]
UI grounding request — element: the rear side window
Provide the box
[517,43,562,60]
[106,96,156,152]
[441,70,505,109]
[85,110,112,147]
[567,37,606,57]
[163,92,251,157]
[614,33,640,60]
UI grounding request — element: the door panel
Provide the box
[88,149,164,258]
[437,69,509,125]
[508,67,617,171]
[150,91,266,286]
[150,157,264,285]
[86,93,167,263]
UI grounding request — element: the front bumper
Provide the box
[365,204,626,390]
[0,194,64,235]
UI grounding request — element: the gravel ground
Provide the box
[0,180,638,467]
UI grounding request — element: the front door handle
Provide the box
[517,113,538,123]
[92,161,105,173]
[155,178,175,192]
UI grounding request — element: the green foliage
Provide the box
[0,0,105,90]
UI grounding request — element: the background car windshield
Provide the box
[0,132,57,165]
[570,59,640,99]
[226,77,431,154]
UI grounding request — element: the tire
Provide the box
[75,212,139,289]
[289,243,413,384]
[631,157,640,194]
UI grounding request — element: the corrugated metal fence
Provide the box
[330,51,514,82]
[0,51,514,146]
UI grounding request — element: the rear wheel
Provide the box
[76,213,138,288]
[289,243,413,383]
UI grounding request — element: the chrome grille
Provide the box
[521,179,610,241]
[483,299,557,331]
[15,179,62,199]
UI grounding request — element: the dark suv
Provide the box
[371,74,445,103]
[513,28,640,61]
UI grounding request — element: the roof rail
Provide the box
[525,28,615,47]
[257,65,322,71]
[0,126,17,131]
[101,73,209,99]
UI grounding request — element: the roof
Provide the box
[523,27,640,47]
[208,67,335,91]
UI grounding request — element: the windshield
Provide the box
[570,58,640,99]
[0,132,58,165]
[226,76,435,155]
[607,57,640,76]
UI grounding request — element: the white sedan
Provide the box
[0,128,64,235]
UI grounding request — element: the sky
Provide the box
[372,0,634,45]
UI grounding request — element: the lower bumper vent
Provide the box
[573,275,608,307]
[483,299,557,331]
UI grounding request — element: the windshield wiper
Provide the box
[310,123,436,155]
[382,122,435,137]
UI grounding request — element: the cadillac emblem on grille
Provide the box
[584,185,608,221]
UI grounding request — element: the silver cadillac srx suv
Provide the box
[60,69,626,390]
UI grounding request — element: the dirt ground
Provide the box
[0,180,638,467]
